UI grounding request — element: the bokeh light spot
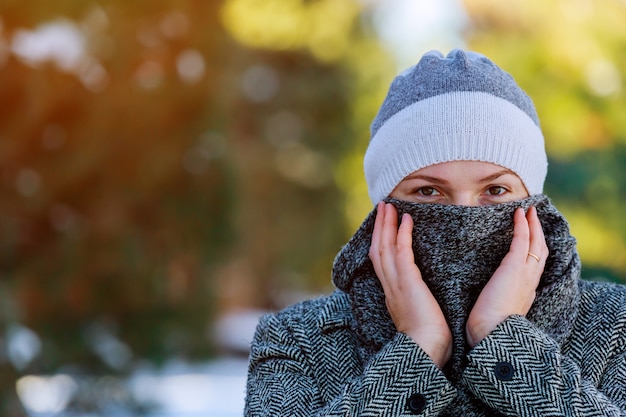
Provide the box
[11,20,85,71]
[241,65,279,102]
[135,60,165,90]
[17,375,76,414]
[160,11,190,39]
[274,143,333,188]
[15,169,42,197]
[176,49,205,84]
[7,324,42,370]
[586,59,621,96]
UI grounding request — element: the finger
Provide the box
[369,202,386,280]
[508,207,531,262]
[526,206,548,267]
[396,213,413,251]
[380,203,399,250]
[369,202,385,258]
[378,204,400,275]
[396,213,416,269]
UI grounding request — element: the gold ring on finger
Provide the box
[528,252,540,263]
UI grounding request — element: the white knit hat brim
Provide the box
[364,91,547,204]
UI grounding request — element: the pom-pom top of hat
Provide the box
[364,49,547,204]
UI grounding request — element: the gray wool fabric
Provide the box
[332,195,580,415]
[369,50,540,136]
[245,49,625,416]
[364,50,548,203]
[245,198,626,416]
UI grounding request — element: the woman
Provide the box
[244,50,626,416]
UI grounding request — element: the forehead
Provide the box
[416,161,511,175]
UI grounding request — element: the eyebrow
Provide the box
[476,169,517,183]
[404,169,515,184]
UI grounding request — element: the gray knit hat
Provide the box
[364,49,547,204]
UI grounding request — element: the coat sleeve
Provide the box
[244,311,457,416]
[461,315,626,416]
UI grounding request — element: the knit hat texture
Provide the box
[364,49,548,204]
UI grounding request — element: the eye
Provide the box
[485,186,507,196]
[416,186,440,196]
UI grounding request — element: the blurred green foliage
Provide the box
[0,0,384,413]
[0,0,624,415]
[462,0,626,279]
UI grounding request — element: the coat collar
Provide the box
[316,291,353,334]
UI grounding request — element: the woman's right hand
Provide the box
[368,202,452,368]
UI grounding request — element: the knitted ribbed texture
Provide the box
[364,50,548,204]
[332,195,580,415]
[245,198,626,416]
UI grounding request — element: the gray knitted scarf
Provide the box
[332,195,580,416]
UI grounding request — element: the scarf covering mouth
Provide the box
[332,195,580,410]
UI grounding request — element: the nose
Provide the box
[449,193,480,207]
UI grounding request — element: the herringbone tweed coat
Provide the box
[245,280,626,416]
[245,197,626,416]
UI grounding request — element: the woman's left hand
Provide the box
[466,206,548,347]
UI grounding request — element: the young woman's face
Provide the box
[390,161,529,206]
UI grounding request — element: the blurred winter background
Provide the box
[0,0,625,415]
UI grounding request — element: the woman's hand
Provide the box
[466,206,548,347]
[369,202,452,368]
